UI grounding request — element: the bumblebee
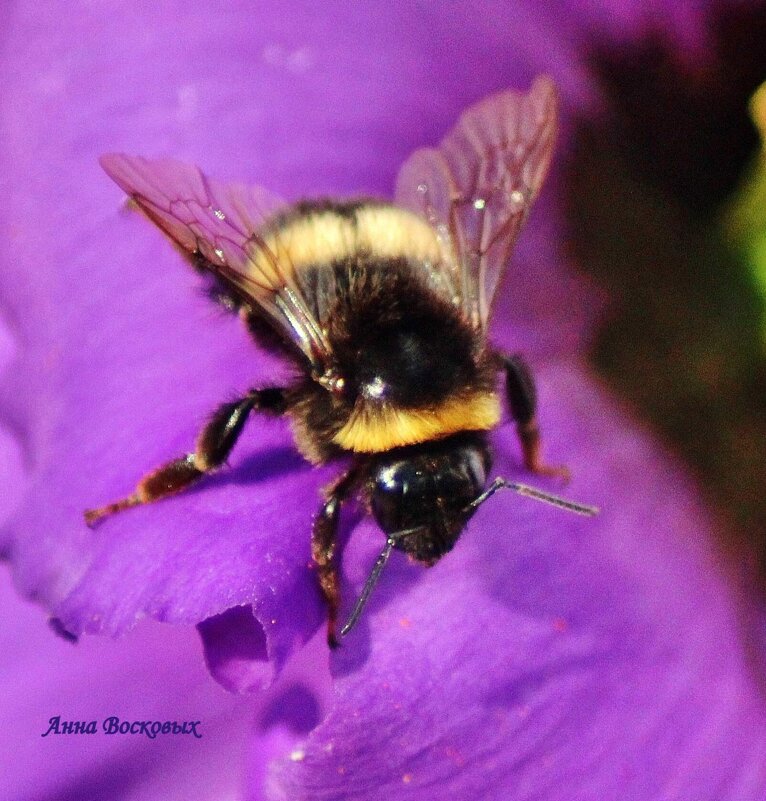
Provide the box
[85,76,597,646]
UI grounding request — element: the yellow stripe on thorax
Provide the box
[247,205,442,282]
[332,392,501,453]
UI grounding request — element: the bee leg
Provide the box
[312,465,364,649]
[84,387,288,527]
[501,353,570,481]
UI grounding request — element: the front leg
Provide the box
[501,353,569,480]
[312,464,365,649]
[84,387,287,526]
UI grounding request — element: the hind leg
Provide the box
[85,387,287,526]
[501,353,569,480]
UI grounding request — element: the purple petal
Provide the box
[0,0,600,677]
[258,364,766,799]
[2,1,765,799]
[199,605,269,694]
[0,569,257,801]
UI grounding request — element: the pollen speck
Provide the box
[289,748,305,762]
[402,773,413,784]
[399,617,411,628]
[213,208,226,220]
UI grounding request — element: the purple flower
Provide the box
[0,572,259,801]
[1,2,765,799]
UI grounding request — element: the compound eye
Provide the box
[371,460,427,534]
[376,460,425,495]
[460,446,489,497]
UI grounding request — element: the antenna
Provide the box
[339,480,597,639]
[468,477,599,516]
[340,526,423,638]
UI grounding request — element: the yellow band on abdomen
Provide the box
[332,392,501,453]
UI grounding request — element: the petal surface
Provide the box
[261,364,766,800]
[0,0,600,675]
[0,569,257,801]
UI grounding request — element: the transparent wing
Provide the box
[99,154,334,375]
[395,75,558,332]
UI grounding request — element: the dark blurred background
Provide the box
[564,3,766,572]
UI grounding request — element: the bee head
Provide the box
[341,434,597,641]
[369,434,491,564]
